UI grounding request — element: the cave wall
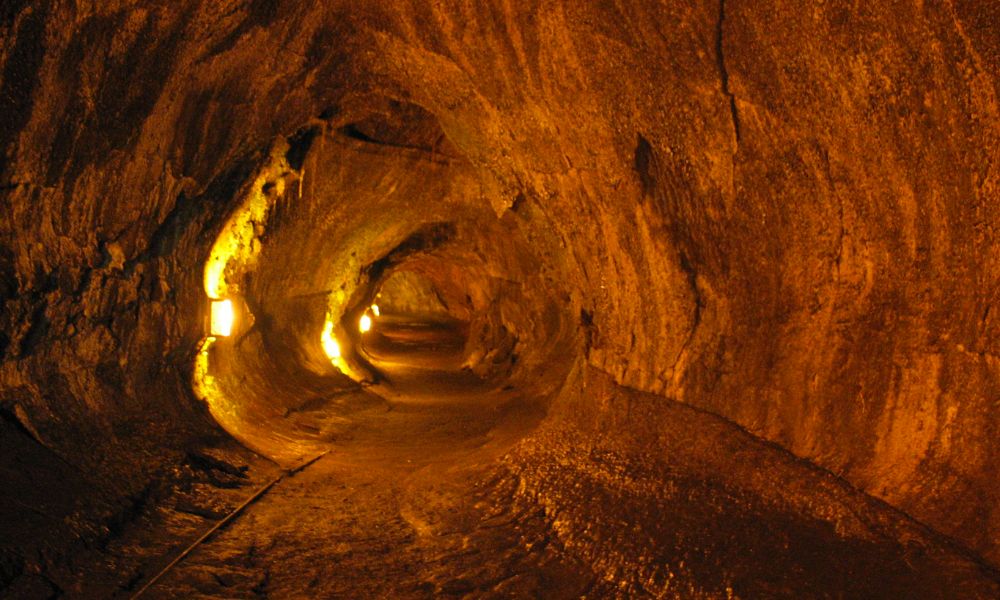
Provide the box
[377,270,452,317]
[1,0,999,565]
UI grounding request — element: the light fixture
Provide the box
[370,304,380,317]
[210,299,235,337]
[359,314,372,333]
[321,320,341,359]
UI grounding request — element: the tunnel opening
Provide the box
[189,110,580,470]
[355,268,471,372]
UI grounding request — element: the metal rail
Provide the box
[130,451,329,599]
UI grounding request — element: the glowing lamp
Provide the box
[370,304,380,317]
[210,299,235,337]
[321,320,341,359]
[359,314,372,333]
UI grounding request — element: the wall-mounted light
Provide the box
[321,320,341,359]
[370,304,380,317]
[359,313,372,333]
[210,299,235,337]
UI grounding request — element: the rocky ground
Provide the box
[49,320,996,599]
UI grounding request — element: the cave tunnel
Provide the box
[2,1,1000,598]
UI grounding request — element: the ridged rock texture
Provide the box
[2,0,1000,596]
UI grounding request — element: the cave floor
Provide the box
[78,320,1000,599]
[148,322,601,598]
[148,434,602,598]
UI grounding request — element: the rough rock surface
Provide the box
[2,0,999,594]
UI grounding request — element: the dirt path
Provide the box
[148,320,602,598]
[136,319,1000,599]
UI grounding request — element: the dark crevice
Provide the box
[679,251,702,330]
[318,105,340,120]
[509,192,527,213]
[186,451,249,479]
[100,483,156,547]
[140,193,199,261]
[580,308,595,353]
[670,251,703,374]
[337,103,458,159]
[834,195,845,280]
[337,128,458,161]
[0,403,43,446]
[340,124,403,148]
[716,0,741,145]
[0,244,17,301]
[196,152,263,237]
[361,222,457,284]
[120,569,145,593]
[173,502,227,520]
[18,300,49,357]
[285,126,320,171]
[634,134,656,196]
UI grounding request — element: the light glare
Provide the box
[359,314,372,333]
[371,304,380,317]
[210,299,235,337]
[321,320,341,359]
